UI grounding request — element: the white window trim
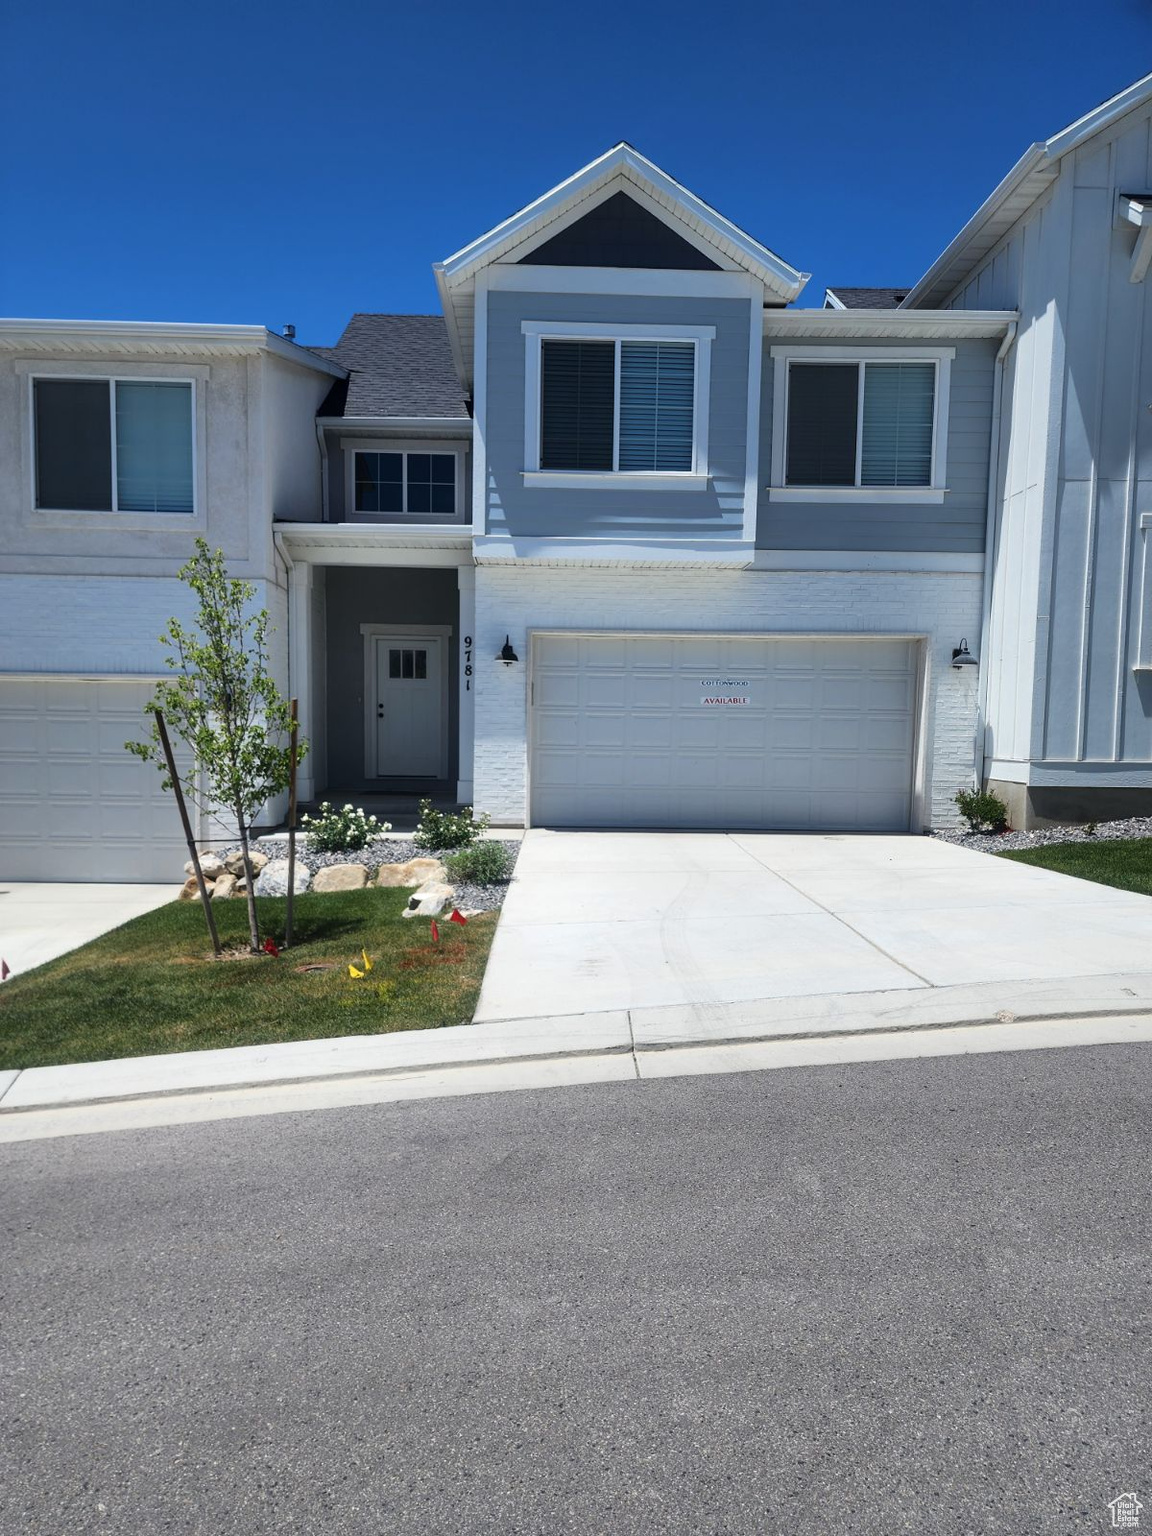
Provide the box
[343,439,467,524]
[767,345,953,504]
[521,319,713,489]
[29,373,199,518]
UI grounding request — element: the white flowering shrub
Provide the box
[302,802,391,853]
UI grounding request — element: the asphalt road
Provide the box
[2,1044,1150,1535]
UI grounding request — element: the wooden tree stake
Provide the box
[155,706,222,956]
[285,698,299,949]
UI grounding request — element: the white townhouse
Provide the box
[1,73,1150,880]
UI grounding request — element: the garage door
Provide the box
[530,635,919,831]
[0,678,189,882]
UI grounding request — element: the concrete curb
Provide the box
[5,968,1152,1116]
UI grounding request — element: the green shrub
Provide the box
[954,787,1009,834]
[414,800,490,852]
[1084,820,1098,837]
[445,841,511,885]
[302,801,389,853]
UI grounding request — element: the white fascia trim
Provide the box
[767,345,954,496]
[522,319,717,339]
[902,76,1152,310]
[273,522,474,568]
[434,143,808,299]
[764,310,1017,338]
[749,549,984,573]
[318,416,472,433]
[490,265,760,299]
[0,318,346,376]
[472,534,754,568]
[471,268,489,535]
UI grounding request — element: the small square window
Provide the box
[352,449,456,518]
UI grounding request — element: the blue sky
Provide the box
[2,1,1149,339]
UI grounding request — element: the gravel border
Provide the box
[932,815,1152,856]
[234,835,521,914]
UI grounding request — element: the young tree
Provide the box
[127,539,306,953]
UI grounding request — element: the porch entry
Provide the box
[363,627,449,780]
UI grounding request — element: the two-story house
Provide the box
[2,72,1150,882]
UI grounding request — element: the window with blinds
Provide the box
[539,337,696,473]
[34,378,194,513]
[784,360,937,489]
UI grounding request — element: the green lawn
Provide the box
[0,890,497,1070]
[999,837,1152,898]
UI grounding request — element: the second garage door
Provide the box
[530,634,920,832]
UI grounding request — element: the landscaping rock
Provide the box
[177,876,201,901]
[402,881,455,918]
[254,859,312,897]
[312,863,368,894]
[184,851,225,881]
[211,872,238,901]
[224,848,268,878]
[375,857,447,889]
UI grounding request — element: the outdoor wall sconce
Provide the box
[497,635,520,665]
[951,639,978,669]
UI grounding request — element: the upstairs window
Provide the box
[34,378,195,514]
[784,359,937,489]
[539,337,696,473]
[353,449,457,517]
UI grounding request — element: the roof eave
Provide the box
[0,318,347,377]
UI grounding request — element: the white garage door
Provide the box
[530,635,920,832]
[0,678,189,882]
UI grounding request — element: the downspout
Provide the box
[315,419,331,522]
[974,319,1017,787]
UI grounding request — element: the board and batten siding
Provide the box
[947,98,1152,774]
[482,290,752,539]
[755,336,997,552]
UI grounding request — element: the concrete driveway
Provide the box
[0,883,175,978]
[475,831,1152,1022]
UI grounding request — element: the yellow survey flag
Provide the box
[348,963,364,979]
[361,949,373,973]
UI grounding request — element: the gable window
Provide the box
[34,378,195,514]
[769,346,952,503]
[349,446,461,519]
[523,321,713,488]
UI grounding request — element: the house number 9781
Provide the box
[464,635,473,691]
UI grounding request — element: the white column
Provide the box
[288,558,316,803]
[457,565,476,805]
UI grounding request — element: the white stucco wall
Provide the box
[472,564,982,829]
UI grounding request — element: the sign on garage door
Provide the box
[530,634,919,832]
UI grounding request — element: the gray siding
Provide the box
[756,337,997,552]
[324,567,459,790]
[484,290,752,539]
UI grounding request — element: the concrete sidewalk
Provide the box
[6,967,1152,1119]
[0,882,174,977]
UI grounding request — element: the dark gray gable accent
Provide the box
[519,191,721,271]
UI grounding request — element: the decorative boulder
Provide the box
[211,872,238,902]
[178,876,201,901]
[224,848,269,878]
[376,858,447,889]
[401,881,455,919]
[184,851,225,881]
[312,863,368,894]
[254,859,312,897]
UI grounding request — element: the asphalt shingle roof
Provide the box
[313,314,469,420]
[825,286,910,309]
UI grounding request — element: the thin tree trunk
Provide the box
[155,708,222,956]
[285,699,298,949]
[235,805,261,953]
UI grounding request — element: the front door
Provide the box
[373,635,444,777]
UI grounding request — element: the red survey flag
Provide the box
[263,937,280,957]
[430,919,440,943]
[0,958,9,981]
[449,908,467,926]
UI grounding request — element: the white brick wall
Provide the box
[473,564,983,829]
[0,573,284,678]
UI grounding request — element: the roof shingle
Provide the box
[825,286,910,310]
[314,313,469,419]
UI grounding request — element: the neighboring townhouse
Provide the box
[1,72,1149,881]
